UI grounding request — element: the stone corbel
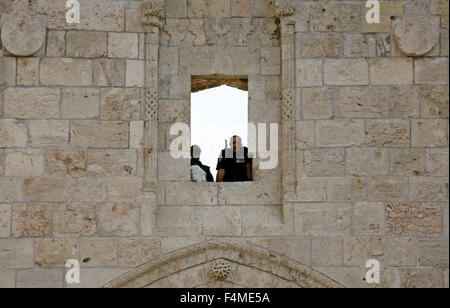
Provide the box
[273,0,297,222]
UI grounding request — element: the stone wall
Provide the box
[0,0,449,288]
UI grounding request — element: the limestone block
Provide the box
[367,177,408,201]
[426,148,449,176]
[301,88,333,120]
[166,182,218,206]
[443,204,449,236]
[0,204,11,238]
[410,177,448,202]
[34,239,78,268]
[0,178,23,203]
[362,2,403,33]
[316,120,364,147]
[296,121,315,149]
[295,203,352,236]
[390,149,425,176]
[300,34,342,58]
[0,57,16,85]
[296,59,322,87]
[1,11,47,56]
[124,1,145,32]
[421,86,449,118]
[315,266,398,288]
[392,16,440,56]
[296,178,327,202]
[87,149,137,177]
[61,88,100,119]
[161,237,205,254]
[445,269,449,288]
[45,149,86,177]
[0,239,33,269]
[346,148,389,177]
[431,0,449,30]
[16,269,63,288]
[12,204,51,238]
[204,206,241,237]
[66,268,129,288]
[0,0,12,14]
[310,3,360,32]
[66,31,107,58]
[126,60,145,88]
[188,0,231,18]
[399,269,444,288]
[242,205,293,236]
[108,33,139,58]
[311,238,343,267]
[79,239,117,267]
[419,240,449,267]
[100,88,141,120]
[118,239,160,267]
[266,75,281,100]
[253,0,275,17]
[67,178,105,203]
[343,34,376,58]
[158,152,191,181]
[247,238,311,265]
[70,120,129,149]
[130,121,144,149]
[159,99,190,123]
[5,149,44,177]
[159,47,179,75]
[93,59,125,87]
[98,204,140,237]
[335,87,389,118]
[106,178,143,202]
[36,0,75,29]
[390,87,420,118]
[440,30,449,56]
[17,58,38,86]
[414,58,449,85]
[40,58,92,86]
[324,59,369,86]
[46,31,65,57]
[77,0,124,32]
[304,149,345,177]
[372,238,417,267]
[231,0,252,17]
[343,238,372,266]
[365,120,410,147]
[0,150,3,175]
[53,204,96,237]
[327,178,365,202]
[29,120,70,147]
[156,206,202,236]
[369,58,413,85]
[0,269,15,288]
[403,0,430,15]
[4,88,60,119]
[261,47,280,75]
[386,202,442,236]
[24,178,66,203]
[353,202,385,236]
[376,33,391,57]
[411,119,448,147]
[218,181,281,206]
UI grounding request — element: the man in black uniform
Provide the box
[216,135,253,182]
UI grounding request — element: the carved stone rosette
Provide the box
[273,0,297,207]
[141,0,165,192]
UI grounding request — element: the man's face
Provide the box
[230,137,242,152]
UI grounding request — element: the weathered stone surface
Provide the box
[390,87,420,118]
[399,269,444,288]
[296,121,315,149]
[108,33,139,58]
[304,149,346,177]
[12,204,51,238]
[100,88,141,120]
[246,238,310,265]
[347,148,389,177]
[393,16,440,56]
[421,86,449,118]
[67,178,105,203]
[353,202,385,236]
[295,203,352,236]
[16,269,63,288]
[426,149,449,176]
[300,34,342,58]
[0,57,16,85]
[75,0,124,31]
[67,268,129,288]
[324,59,369,86]
[17,57,38,86]
[34,239,78,268]
[159,47,179,75]
[296,178,327,202]
[106,178,144,202]
[24,178,66,203]
[188,0,231,18]
[45,149,86,177]
[412,119,448,147]
[414,58,449,85]
[431,0,449,30]
[365,120,410,147]
[218,181,281,206]
[156,206,202,236]
[53,204,96,237]
[372,238,417,266]
[261,47,280,75]
[87,149,137,177]
[5,149,44,177]
[61,88,100,119]
[126,60,145,87]
[327,178,365,202]
[0,0,12,14]
[4,88,60,119]
[67,31,107,58]
[166,182,217,206]
[387,202,442,236]
[0,178,23,203]
[316,120,364,147]
[419,240,449,267]
[390,149,425,176]
[118,239,160,267]
[0,204,11,238]
[40,58,92,86]
[440,30,449,56]
[310,3,360,32]
[335,87,389,118]
[80,239,116,267]
[204,206,241,236]
[368,178,409,201]
[0,269,15,288]
[70,120,129,149]
[343,34,376,58]
[46,31,65,56]
[302,88,333,120]
[93,59,125,87]
[160,237,205,254]
[231,0,252,17]
[0,239,33,269]
[311,238,343,267]
[370,58,413,85]
[130,121,144,149]
[410,177,448,202]
[98,204,140,237]
[158,152,191,181]
[29,120,70,147]
[242,205,293,236]
[376,33,391,57]
[362,1,402,33]
[343,238,372,266]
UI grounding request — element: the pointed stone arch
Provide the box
[104,241,344,288]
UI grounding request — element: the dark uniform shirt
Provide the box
[216,147,253,182]
[191,159,214,182]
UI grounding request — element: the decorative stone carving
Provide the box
[393,16,440,57]
[272,0,296,17]
[141,0,165,28]
[209,259,232,281]
[0,11,47,56]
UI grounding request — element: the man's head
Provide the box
[191,145,201,159]
[229,135,242,152]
